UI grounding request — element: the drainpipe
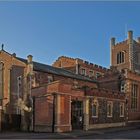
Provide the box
[52,93,56,133]
[75,59,79,74]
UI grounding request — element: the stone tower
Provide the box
[111,30,140,73]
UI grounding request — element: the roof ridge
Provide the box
[0,49,13,57]
[16,56,97,83]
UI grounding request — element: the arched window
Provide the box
[107,101,113,117]
[91,99,98,117]
[120,103,124,117]
[117,51,125,64]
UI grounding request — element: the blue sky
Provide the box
[0,1,140,67]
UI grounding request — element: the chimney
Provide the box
[27,55,33,75]
[137,37,140,43]
[110,37,116,47]
[12,53,16,57]
[27,55,33,64]
[128,30,133,44]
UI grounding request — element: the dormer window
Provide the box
[89,70,94,77]
[117,51,125,64]
[96,72,101,78]
[81,68,86,76]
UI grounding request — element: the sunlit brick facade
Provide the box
[0,30,140,132]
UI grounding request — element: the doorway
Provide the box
[71,100,83,130]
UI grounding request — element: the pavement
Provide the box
[60,125,140,138]
[0,125,139,139]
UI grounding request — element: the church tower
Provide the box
[111,30,140,73]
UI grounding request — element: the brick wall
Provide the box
[98,69,124,91]
[0,50,26,112]
[52,56,108,79]
[34,95,53,132]
[87,88,125,126]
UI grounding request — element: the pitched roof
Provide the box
[16,57,96,83]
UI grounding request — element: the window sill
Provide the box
[107,116,112,118]
[92,116,98,118]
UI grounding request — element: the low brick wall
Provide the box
[89,122,126,129]
[34,125,52,132]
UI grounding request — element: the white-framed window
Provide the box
[81,68,86,76]
[91,99,98,118]
[120,103,124,117]
[107,101,113,117]
[89,70,94,77]
[48,75,53,83]
[96,72,101,78]
[117,51,125,64]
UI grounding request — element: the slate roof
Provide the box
[16,57,96,83]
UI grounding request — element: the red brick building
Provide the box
[110,30,140,123]
[0,48,125,132]
[53,56,107,79]
[0,30,140,132]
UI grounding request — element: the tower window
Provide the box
[89,70,94,77]
[117,51,125,64]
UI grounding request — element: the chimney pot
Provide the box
[27,55,33,63]
[12,53,16,57]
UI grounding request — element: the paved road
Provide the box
[80,129,140,139]
[0,126,140,139]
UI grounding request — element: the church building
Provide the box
[0,30,139,132]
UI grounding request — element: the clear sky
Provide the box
[0,1,140,68]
